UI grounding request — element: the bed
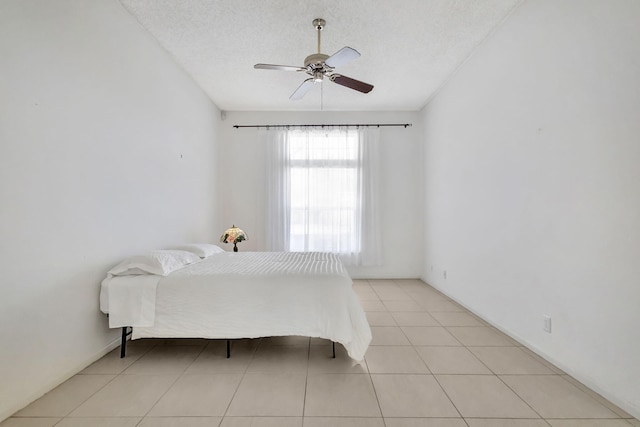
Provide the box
[100,247,372,361]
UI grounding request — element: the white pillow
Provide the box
[169,243,224,258]
[108,250,201,276]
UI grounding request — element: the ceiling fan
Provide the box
[254,18,374,100]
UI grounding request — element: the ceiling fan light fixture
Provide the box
[313,71,324,83]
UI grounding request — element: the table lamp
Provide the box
[220,225,247,252]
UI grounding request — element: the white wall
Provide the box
[0,0,221,420]
[218,111,423,279]
[422,0,640,417]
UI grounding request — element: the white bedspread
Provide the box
[101,274,160,327]
[100,252,371,360]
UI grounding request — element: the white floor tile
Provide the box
[55,418,141,427]
[370,326,411,346]
[6,280,637,427]
[416,346,491,374]
[546,420,636,427]
[465,420,549,427]
[123,345,203,374]
[501,375,620,419]
[226,373,306,416]
[0,419,60,427]
[384,419,467,427]
[365,346,429,374]
[247,345,309,373]
[366,311,397,326]
[15,375,115,417]
[447,327,516,346]
[304,374,381,417]
[436,374,539,418]
[371,374,459,418]
[139,417,223,427]
[401,326,461,346]
[148,373,242,416]
[303,417,385,427]
[469,347,555,375]
[391,312,440,326]
[221,417,301,427]
[430,311,484,326]
[69,374,178,417]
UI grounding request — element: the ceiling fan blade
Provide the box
[290,78,315,100]
[254,63,306,72]
[329,74,374,94]
[325,46,361,68]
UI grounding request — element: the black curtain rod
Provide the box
[233,123,412,129]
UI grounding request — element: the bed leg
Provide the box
[226,340,230,358]
[332,341,336,359]
[120,327,128,358]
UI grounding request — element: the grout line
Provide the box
[58,373,120,419]
[136,342,208,421]
[367,359,388,427]
[495,373,549,422]
[301,337,311,419]
[220,337,261,421]
[50,342,159,422]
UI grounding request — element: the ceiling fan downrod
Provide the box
[313,18,325,54]
[305,19,329,69]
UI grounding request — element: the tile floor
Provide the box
[4,279,638,427]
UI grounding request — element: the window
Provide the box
[266,127,381,266]
[289,129,359,252]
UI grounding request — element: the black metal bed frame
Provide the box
[120,326,336,359]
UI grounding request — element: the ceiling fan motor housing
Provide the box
[304,53,330,69]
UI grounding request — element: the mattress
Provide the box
[100,251,371,360]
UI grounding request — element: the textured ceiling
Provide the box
[118,0,522,111]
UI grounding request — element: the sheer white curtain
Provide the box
[265,129,291,251]
[356,128,382,266]
[266,127,381,267]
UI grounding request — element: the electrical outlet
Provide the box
[543,315,552,333]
